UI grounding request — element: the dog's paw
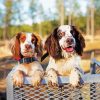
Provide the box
[47,75,58,87]
[31,76,41,87]
[69,69,80,87]
[47,69,58,87]
[13,70,24,87]
[31,70,44,87]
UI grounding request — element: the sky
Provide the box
[78,0,87,14]
[0,0,88,26]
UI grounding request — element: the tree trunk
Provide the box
[90,0,94,41]
[57,0,65,25]
[60,0,64,25]
[68,13,72,25]
[3,0,12,40]
[86,7,90,35]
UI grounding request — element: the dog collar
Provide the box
[19,57,38,64]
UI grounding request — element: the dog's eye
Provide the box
[31,37,36,43]
[20,36,26,42]
[58,32,65,39]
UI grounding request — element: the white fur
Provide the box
[58,25,76,56]
[20,33,35,57]
[11,32,44,87]
[69,69,80,87]
[58,25,71,33]
[46,55,83,76]
[15,61,43,76]
[46,25,84,87]
[46,55,84,86]
[12,61,44,87]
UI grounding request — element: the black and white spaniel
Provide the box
[44,25,85,87]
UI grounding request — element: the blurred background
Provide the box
[0,0,100,99]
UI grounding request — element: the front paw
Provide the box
[69,69,80,87]
[13,70,24,87]
[31,76,41,87]
[47,75,58,87]
[47,69,58,87]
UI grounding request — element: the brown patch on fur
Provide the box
[9,32,22,60]
[71,26,85,56]
[32,33,43,57]
[45,28,62,59]
[19,33,26,43]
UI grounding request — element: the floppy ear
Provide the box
[45,27,62,59]
[34,34,43,57]
[72,26,85,56]
[9,33,21,60]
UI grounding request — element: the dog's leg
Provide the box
[13,70,24,87]
[69,68,80,87]
[46,68,58,86]
[31,70,44,87]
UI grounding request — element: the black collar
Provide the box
[19,57,38,64]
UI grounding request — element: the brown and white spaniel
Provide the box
[9,32,44,87]
[44,25,85,87]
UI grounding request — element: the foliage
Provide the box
[0,0,100,40]
[94,0,100,31]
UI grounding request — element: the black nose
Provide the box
[25,44,32,49]
[66,38,74,44]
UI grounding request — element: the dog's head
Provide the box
[9,32,42,60]
[45,25,85,59]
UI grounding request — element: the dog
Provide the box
[43,25,85,87]
[9,32,44,87]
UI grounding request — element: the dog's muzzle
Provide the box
[62,38,75,52]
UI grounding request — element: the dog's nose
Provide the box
[66,38,74,44]
[25,44,32,49]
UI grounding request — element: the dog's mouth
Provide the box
[22,51,34,57]
[63,46,74,52]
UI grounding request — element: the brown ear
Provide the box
[34,34,43,57]
[9,33,21,60]
[72,26,85,56]
[45,27,62,59]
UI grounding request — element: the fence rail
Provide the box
[23,74,100,84]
